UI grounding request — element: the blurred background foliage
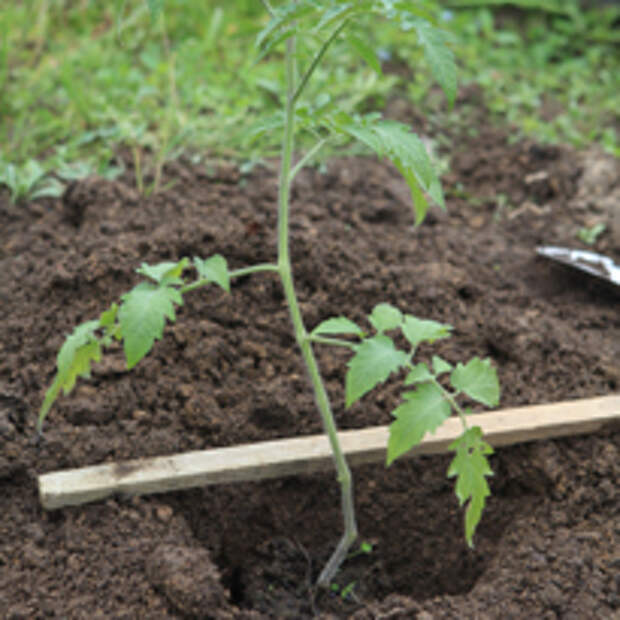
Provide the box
[0,0,618,194]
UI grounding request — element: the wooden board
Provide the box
[38,394,620,510]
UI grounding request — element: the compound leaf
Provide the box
[448,426,494,546]
[38,320,101,430]
[404,362,432,385]
[193,255,229,292]
[345,335,408,407]
[413,21,456,108]
[137,258,189,285]
[369,303,403,332]
[450,357,500,407]
[119,282,183,369]
[331,115,444,216]
[387,382,450,465]
[401,315,452,349]
[311,316,364,337]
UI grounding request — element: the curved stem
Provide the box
[289,136,330,184]
[430,375,470,432]
[291,20,348,105]
[180,263,279,294]
[307,334,357,350]
[279,35,358,586]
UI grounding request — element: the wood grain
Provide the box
[39,394,620,510]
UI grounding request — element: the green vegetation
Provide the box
[38,1,499,586]
[0,0,617,202]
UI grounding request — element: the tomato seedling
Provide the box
[40,1,499,586]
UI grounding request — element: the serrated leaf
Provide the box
[332,115,444,215]
[99,303,118,329]
[398,164,428,224]
[401,315,452,349]
[368,303,403,332]
[193,255,229,292]
[432,355,452,375]
[311,317,364,337]
[448,426,494,546]
[387,382,450,464]
[404,362,432,385]
[119,282,183,369]
[450,357,500,407]
[38,320,101,429]
[99,303,120,345]
[413,21,456,107]
[346,33,382,74]
[137,258,189,285]
[345,335,408,407]
[372,121,434,189]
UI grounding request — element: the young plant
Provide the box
[39,1,499,586]
[0,158,65,203]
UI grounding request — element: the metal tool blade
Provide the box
[536,246,620,286]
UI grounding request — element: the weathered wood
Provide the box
[39,394,620,510]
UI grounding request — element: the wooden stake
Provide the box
[39,394,620,510]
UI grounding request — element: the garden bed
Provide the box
[1,114,619,617]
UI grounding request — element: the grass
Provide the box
[0,0,618,198]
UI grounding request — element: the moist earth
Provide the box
[1,112,619,618]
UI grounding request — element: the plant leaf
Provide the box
[369,302,403,332]
[387,382,451,464]
[346,33,382,74]
[119,282,183,369]
[413,21,457,108]
[404,362,432,385]
[193,255,230,292]
[137,258,189,285]
[448,426,494,546]
[401,315,452,349]
[38,320,101,429]
[30,177,65,200]
[345,335,408,407]
[331,115,444,214]
[311,317,364,337]
[450,357,500,407]
[432,355,453,375]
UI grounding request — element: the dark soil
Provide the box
[1,108,619,618]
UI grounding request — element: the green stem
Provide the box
[289,137,330,184]
[180,263,279,294]
[279,35,358,586]
[430,375,470,432]
[308,334,357,350]
[291,20,348,105]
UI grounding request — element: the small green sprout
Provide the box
[0,159,65,204]
[577,223,606,245]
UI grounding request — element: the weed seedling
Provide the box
[577,222,606,245]
[0,158,64,203]
[39,1,499,586]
